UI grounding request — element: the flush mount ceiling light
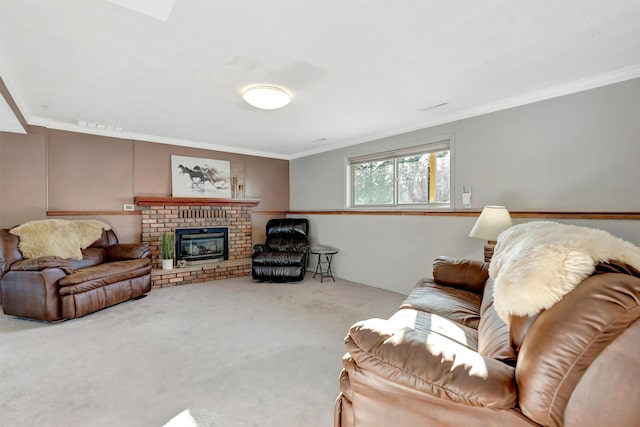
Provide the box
[242,85,291,110]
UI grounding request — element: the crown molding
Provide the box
[290,64,640,159]
[27,116,291,160]
[2,48,639,161]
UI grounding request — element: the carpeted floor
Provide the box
[0,276,405,427]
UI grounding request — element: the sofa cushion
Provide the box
[477,278,517,364]
[345,318,517,409]
[390,308,479,350]
[401,279,482,329]
[252,251,305,267]
[59,258,150,289]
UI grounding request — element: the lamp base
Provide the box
[484,240,497,263]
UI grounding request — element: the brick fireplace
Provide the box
[134,196,260,288]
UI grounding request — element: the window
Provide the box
[349,140,450,208]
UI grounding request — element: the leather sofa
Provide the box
[0,228,152,322]
[252,218,309,282]
[335,256,640,427]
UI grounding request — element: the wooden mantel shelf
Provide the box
[134,196,261,207]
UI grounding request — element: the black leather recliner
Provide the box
[251,218,309,282]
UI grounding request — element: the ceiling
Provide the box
[0,0,639,160]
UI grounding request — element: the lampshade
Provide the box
[469,206,513,241]
[242,85,291,110]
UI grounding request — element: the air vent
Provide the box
[420,102,449,112]
[179,208,226,220]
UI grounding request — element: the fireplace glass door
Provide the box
[175,228,228,265]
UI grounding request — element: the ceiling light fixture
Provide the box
[242,85,291,110]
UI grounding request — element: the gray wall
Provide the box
[290,78,640,295]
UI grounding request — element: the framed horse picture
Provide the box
[171,155,232,198]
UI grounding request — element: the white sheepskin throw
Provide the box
[10,219,112,260]
[490,221,640,323]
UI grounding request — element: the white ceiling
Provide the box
[0,0,639,160]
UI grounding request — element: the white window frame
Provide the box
[347,139,451,209]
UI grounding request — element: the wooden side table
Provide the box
[311,247,338,283]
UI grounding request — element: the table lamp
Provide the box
[469,206,513,262]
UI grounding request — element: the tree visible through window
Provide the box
[350,142,450,207]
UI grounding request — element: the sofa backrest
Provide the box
[514,270,640,426]
[477,278,517,365]
[0,228,119,275]
[88,229,118,248]
[432,256,488,294]
[0,229,22,278]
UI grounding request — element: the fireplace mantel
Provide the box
[134,196,261,207]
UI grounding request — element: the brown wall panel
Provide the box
[244,155,289,211]
[1,127,289,244]
[133,141,241,196]
[47,130,134,210]
[0,126,47,228]
[133,140,290,245]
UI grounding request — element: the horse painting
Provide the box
[172,155,232,198]
[203,164,230,189]
[178,164,230,189]
[177,164,213,187]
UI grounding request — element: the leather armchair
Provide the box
[0,227,151,322]
[252,218,309,282]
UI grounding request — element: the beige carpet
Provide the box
[0,276,405,427]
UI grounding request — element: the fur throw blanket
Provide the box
[10,219,111,260]
[490,221,640,323]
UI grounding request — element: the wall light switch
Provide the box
[462,185,472,209]
[123,204,135,211]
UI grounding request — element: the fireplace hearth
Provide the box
[175,227,228,265]
[135,196,260,287]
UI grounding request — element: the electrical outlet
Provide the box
[123,204,135,211]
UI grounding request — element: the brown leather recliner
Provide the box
[0,228,152,322]
[335,257,640,427]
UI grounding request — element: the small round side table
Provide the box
[311,247,339,283]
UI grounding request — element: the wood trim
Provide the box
[286,210,479,217]
[46,208,640,220]
[134,195,261,207]
[510,211,640,220]
[252,211,287,215]
[285,210,640,220]
[47,210,140,216]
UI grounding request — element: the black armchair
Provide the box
[251,218,309,282]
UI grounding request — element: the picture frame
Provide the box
[171,155,231,198]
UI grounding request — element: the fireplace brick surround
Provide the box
[135,196,260,288]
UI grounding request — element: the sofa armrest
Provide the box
[345,318,517,409]
[1,268,67,321]
[106,243,151,261]
[10,256,73,274]
[432,256,489,294]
